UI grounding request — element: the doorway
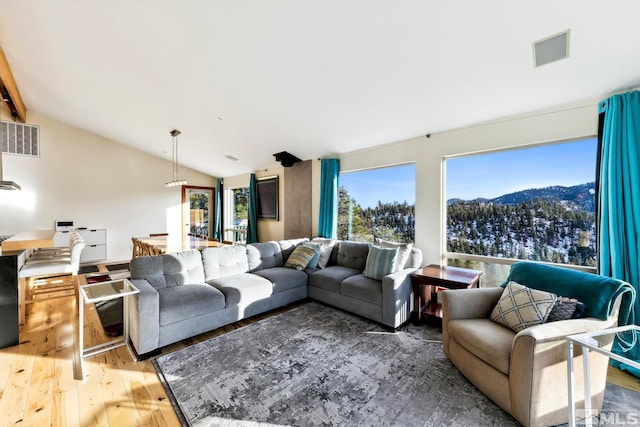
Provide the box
[182,186,215,239]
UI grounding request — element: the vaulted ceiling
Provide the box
[0,1,639,177]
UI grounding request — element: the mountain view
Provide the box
[337,187,415,243]
[447,182,596,266]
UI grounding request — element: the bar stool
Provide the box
[29,231,82,261]
[18,236,86,324]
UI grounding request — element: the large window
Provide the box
[445,138,598,286]
[224,187,249,243]
[338,164,416,243]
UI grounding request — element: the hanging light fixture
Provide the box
[166,129,187,187]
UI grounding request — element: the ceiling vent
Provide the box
[533,30,570,67]
[1,120,40,157]
[273,151,302,167]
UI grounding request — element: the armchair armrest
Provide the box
[509,316,618,426]
[128,279,160,356]
[381,268,417,328]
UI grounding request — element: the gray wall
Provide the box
[284,160,313,239]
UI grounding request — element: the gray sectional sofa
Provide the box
[128,238,422,356]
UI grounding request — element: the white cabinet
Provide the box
[77,229,106,262]
[53,229,107,262]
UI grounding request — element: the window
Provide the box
[445,138,597,286]
[224,187,249,243]
[338,164,416,243]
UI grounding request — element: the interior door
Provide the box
[182,186,215,240]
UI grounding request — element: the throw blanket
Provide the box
[505,261,636,326]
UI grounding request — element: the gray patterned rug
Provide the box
[153,302,639,427]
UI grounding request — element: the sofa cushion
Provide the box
[285,245,318,270]
[341,274,382,305]
[131,250,205,290]
[201,245,249,280]
[362,246,397,280]
[309,266,362,293]
[131,255,167,289]
[336,241,370,271]
[491,281,557,332]
[158,284,225,326]
[207,273,273,307]
[253,267,308,293]
[247,242,283,272]
[448,318,515,375]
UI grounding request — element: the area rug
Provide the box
[106,262,130,272]
[84,270,132,337]
[153,302,640,427]
[78,264,99,274]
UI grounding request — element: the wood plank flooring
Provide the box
[0,262,638,426]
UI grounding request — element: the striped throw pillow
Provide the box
[284,245,318,270]
[363,246,398,280]
[301,242,323,269]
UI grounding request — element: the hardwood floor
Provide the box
[0,262,638,426]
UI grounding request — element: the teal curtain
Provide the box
[213,178,223,241]
[246,173,258,244]
[597,90,640,378]
[318,159,340,238]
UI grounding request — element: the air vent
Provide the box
[1,120,40,157]
[533,30,570,67]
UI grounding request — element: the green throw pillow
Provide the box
[490,281,557,332]
[374,237,413,272]
[363,246,398,280]
[285,245,318,270]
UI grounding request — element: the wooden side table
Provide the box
[411,264,483,327]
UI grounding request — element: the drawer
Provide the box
[80,244,106,262]
[53,231,73,247]
[77,229,106,246]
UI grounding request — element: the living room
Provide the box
[1,2,639,426]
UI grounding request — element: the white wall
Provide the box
[339,99,600,266]
[0,109,216,262]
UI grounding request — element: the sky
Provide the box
[340,164,416,208]
[339,138,598,208]
[446,138,598,200]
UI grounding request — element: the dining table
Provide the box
[135,235,228,255]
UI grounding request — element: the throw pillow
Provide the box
[374,237,413,272]
[546,296,584,322]
[362,246,398,281]
[284,245,318,270]
[490,281,557,332]
[301,242,323,269]
[311,238,337,268]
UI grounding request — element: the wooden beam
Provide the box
[0,45,27,123]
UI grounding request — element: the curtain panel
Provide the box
[246,173,258,244]
[318,159,340,239]
[597,90,640,377]
[213,178,223,241]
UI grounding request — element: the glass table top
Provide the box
[80,279,139,303]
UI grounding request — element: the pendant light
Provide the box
[165,129,187,187]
